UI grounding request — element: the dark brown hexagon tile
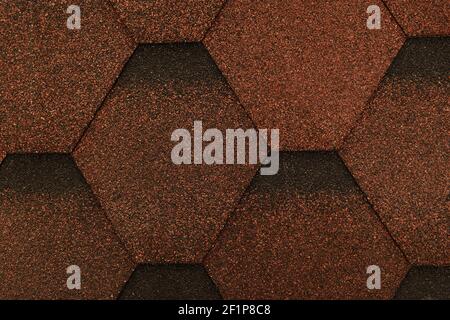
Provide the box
[74,43,257,264]
[0,154,135,299]
[204,0,405,151]
[340,38,449,265]
[205,152,409,300]
[0,0,134,153]
[119,264,222,300]
[395,266,450,300]
[385,0,450,36]
[109,0,225,43]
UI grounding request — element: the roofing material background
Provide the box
[0,0,448,300]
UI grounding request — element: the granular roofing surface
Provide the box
[0,0,135,153]
[384,0,450,36]
[0,0,448,300]
[109,0,225,43]
[119,264,222,300]
[395,266,450,300]
[341,38,450,265]
[0,154,134,299]
[74,43,257,264]
[205,152,409,299]
[204,0,405,150]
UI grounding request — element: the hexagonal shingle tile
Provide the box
[74,44,257,264]
[109,0,225,43]
[119,264,222,300]
[204,0,405,150]
[0,0,134,153]
[341,38,449,265]
[0,154,134,299]
[205,152,409,299]
[384,0,450,36]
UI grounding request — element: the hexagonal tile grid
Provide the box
[0,0,135,153]
[395,266,450,300]
[384,0,450,36]
[205,153,409,299]
[74,43,257,264]
[0,154,134,299]
[340,38,450,265]
[119,264,222,300]
[0,1,447,301]
[109,0,225,43]
[204,0,405,150]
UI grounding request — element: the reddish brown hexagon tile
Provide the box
[109,0,225,43]
[74,44,257,264]
[204,0,405,150]
[0,154,135,299]
[0,0,134,153]
[205,152,409,300]
[385,0,450,36]
[340,38,449,265]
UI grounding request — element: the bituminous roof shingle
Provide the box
[205,152,409,299]
[74,43,258,264]
[340,38,450,265]
[119,264,222,300]
[0,0,135,153]
[109,0,226,43]
[395,266,450,300]
[204,0,405,150]
[0,154,135,299]
[385,0,450,36]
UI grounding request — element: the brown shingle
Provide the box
[74,44,257,264]
[204,0,405,150]
[0,0,134,153]
[385,0,450,36]
[0,154,135,299]
[205,152,409,299]
[340,38,450,265]
[395,266,450,300]
[119,264,222,300]
[109,0,225,43]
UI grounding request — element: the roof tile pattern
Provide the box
[119,264,222,300]
[74,44,257,264]
[0,1,447,300]
[341,38,450,265]
[0,0,134,153]
[109,0,225,43]
[0,154,134,299]
[205,153,409,299]
[204,0,405,150]
[385,0,450,36]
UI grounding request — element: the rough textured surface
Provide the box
[341,38,450,265]
[74,44,257,264]
[0,154,135,299]
[385,0,450,36]
[0,0,134,153]
[205,0,405,150]
[119,264,222,300]
[395,267,450,300]
[109,0,225,43]
[205,153,409,300]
